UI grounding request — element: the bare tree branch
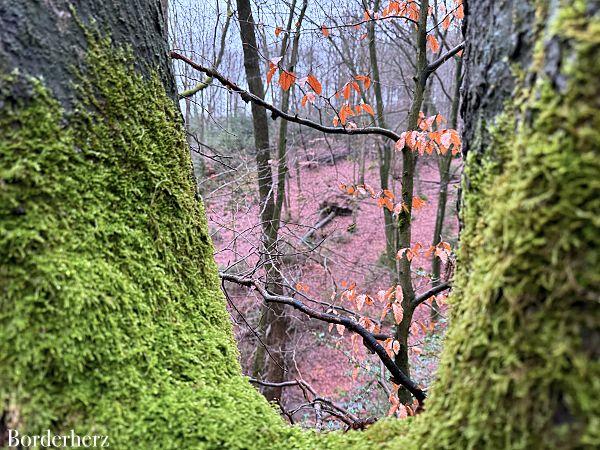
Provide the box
[221,272,427,404]
[425,42,465,75]
[170,51,402,141]
[411,282,451,308]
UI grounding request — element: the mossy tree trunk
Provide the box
[404,1,599,447]
[0,1,293,448]
[0,0,173,104]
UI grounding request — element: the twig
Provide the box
[411,282,451,308]
[425,42,464,75]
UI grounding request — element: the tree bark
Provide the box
[393,0,429,404]
[367,0,396,271]
[0,1,287,447]
[235,0,288,402]
[408,1,599,447]
[0,0,175,106]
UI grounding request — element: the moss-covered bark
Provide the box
[0,36,286,449]
[400,1,599,448]
[0,0,597,449]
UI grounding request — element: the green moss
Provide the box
[0,37,282,449]
[384,3,600,449]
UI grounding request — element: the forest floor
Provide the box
[203,143,460,423]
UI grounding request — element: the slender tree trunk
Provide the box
[430,56,462,322]
[393,0,429,404]
[273,0,307,229]
[368,0,396,271]
[236,0,288,402]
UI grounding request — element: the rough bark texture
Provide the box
[0,0,174,106]
[404,1,599,447]
[0,1,293,448]
[460,0,535,159]
[0,0,597,449]
[393,0,430,404]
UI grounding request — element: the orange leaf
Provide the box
[275,26,283,37]
[442,15,452,30]
[301,92,316,107]
[356,294,366,311]
[266,66,277,84]
[321,25,330,37]
[392,302,404,324]
[395,132,407,151]
[381,197,393,212]
[278,71,296,91]
[406,131,418,150]
[440,130,452,149]
[338,104,354,125]
[295,282,309,292]
[342,82,352,100]
[307,74,322,95]
[427,34,440,53]
[412,196,426,211]
[355,74,371,89]
[361,103,375,116]
[455,1,464,20]
[395,285,404,303]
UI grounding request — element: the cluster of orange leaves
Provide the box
[325,279,446,386]
[266,57,323,97]
[313,273,450,414]
[388,388,420,417]
[338,183,428,215]
[395,112,462,155]
[265,55,378,126]
[332,76,375,126]
[397,241,452,264]
[295,282,310,293]
[365,1,420,23]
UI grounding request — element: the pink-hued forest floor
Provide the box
[204,146,460,419]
